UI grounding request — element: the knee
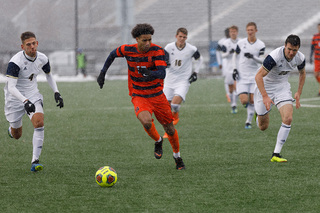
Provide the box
[140,118,152,130]
[12,130,22,139]
[259,123,269,131]
[33,120,44,128]
[240,100,248,106]
[283,116,293,125]
[165,123,175,136]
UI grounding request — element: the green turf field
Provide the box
[0,76,320,212]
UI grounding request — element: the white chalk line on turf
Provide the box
[45,98,320,112]
[296,97,320,108]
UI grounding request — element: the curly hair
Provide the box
[131,23,154,38]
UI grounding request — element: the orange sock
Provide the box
[144,122,160,141]
[172,112,179,120]
[168,129,180,153]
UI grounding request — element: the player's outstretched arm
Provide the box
[98,49,118,89]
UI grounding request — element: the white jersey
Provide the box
[262,46,305,88]
[4,51,50,112]
[236,38,265,83]
[164,42,202,85]
[221,38,239,74]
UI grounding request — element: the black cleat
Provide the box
[154,137,163,159]
[174,157,185,170]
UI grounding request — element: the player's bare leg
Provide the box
[9,126,22,139]
[229,83,238,114]
[239,93,254,129]
[163,96,182,138]
[171,95,183,125]
[257,113,269,131]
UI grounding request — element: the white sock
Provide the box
[256,115,259,127]
[274,123,291,154]
[32,127,44,163]
[246,104,255,124]
[171,104,181,113]
[173,152,180,158]
[233,92,238,107]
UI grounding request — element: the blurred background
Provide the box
[0,0,319,78]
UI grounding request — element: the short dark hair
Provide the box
[246,22,257,30]
[131,23,154,38]
[285,34,300,47]
[20,31,36,43]
[176,27,188,35]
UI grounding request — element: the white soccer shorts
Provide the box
[254,83,293,116]
[237,82,255,95]
[6,100,44,128]
[163,82,190,101]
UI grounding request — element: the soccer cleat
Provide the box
[270,153,287,162]
[8,127,13,138]
[245,123,252,129]
[31,160,44,172]
[154,137,163,159]
[174,157,185,170]
[163,132,168,139]
[231,106,238,114]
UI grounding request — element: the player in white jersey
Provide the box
[221,25,239,113]
[163,27,203,138]
[217,28,231,103]
[254,35,306,163]
[233,22,265,129]
[4,32,64,172]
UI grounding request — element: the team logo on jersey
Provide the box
[24,61,28,65]
[24,67,27,70]
[148,56,152,62]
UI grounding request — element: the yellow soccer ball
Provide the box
[95,166,117,187]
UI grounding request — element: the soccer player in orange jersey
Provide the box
[97,23,185,170]
[310,23,320,96]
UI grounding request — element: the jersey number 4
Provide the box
[29,74,34,81]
